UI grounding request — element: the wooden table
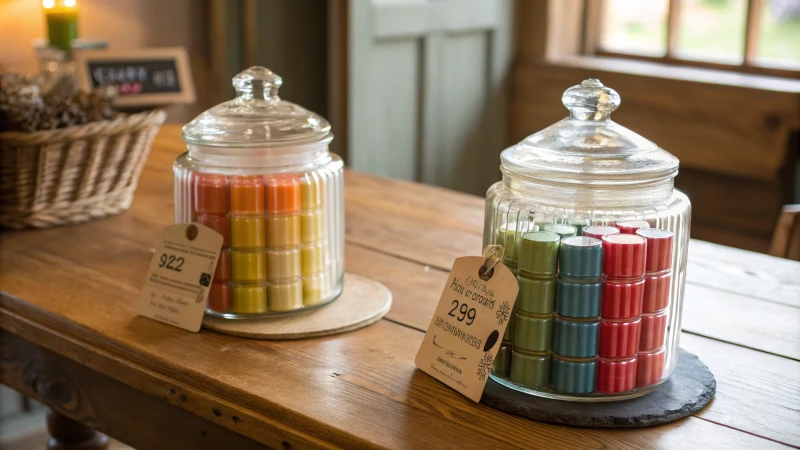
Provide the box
[2,125,799,449]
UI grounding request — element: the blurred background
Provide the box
[0,0,798,447]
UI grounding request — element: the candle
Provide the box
[197,214,230,248]
[636,228,674,273]
[601,233,647,278]
[558,236,603,278]
[636,347,666,388]
[208,282,231,313]
[303,273,329,306]
[301,242,326,277]
[230,176,265,215]
[616,220,650,235]
[231,284,267,314]
[583,225,619,240]
[43,0,78,53]
[517,231,560,276]
[642,272,671,313]
[492,342,512,377]
[266,176,301,214]
[596,356,638,393]
[268,280,303,312]
[516,275,556,314]
[556,280,602,318]
[300,174,322,210]
[266,248,301,280]
[510,349,551,388]
[300,210,323,244]
[230,216,266,249]
[266,215,301,247]
[552,355,596,394]
[600,278,645,319]
[553,316,599,358]
[512,311,553,352]
[598,318,642,358]
[230,250,266,283]
[213,250,231,282]
[194,173,229,215]
[639,310,667,351]
[503,315,514,342]
[543,223,577,239]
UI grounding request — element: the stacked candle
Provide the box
[597,233,647,393]
[552,236,603,393]
[636,228,673,387]
[195,172,335,316]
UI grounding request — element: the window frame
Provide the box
[582,0,800,80]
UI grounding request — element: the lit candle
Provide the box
[43,0,78,53]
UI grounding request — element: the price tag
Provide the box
[415,246,519,402]
[138,223,223,332]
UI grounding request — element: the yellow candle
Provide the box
[303,273,329,306]
[266,248,301,280]
[232,284,267,314]
[266,215,300,248]
[300,174,322,210]
[230,216,266,250]
[301,242,326,277]
[268,280,303,312]
[300,210,323,244]
[230,250,266,283]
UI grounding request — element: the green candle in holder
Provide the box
[43,0,78,53]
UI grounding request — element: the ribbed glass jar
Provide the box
[174,67,344,319]
[486,79,691,401]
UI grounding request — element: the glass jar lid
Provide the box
[182,66,332,147]
[501,79,678,186]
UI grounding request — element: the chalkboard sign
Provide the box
[74,47,195,107]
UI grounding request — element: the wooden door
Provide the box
[347,0,512,195]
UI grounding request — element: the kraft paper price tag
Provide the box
[415,249,519,402]
[138,223,223,332]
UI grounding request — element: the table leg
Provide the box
[46,408,109,450]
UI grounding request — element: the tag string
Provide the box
[480,245,505,278]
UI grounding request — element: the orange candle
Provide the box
[197,214,230,248]
[230,175,265,215]
[194,173,229,214]
[266,215,301,247]
[214,250,231,282]
[268,280,303,311]
[208,282,231,313]
[266,176,301,214]
[266,248,301,280]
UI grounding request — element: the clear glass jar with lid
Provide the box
[174,66,344,318]
[486,79,691,401]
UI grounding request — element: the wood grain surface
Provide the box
[1,125,799,449]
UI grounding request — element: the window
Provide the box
[584,0,800,78]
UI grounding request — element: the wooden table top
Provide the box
[2,125,799,449]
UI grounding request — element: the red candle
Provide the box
[636,228,674,273]
[214,250,231,283]
[597,356,638,393]
[602,234,647,278]
[230,176,265,215]
[197,214,230,248]
[639,311,667,351]
[601,277,644,319]
[194,173,229,215]
[642,272,671,313]
[598,318,641,358]
[208,282,231,313]
[583,226,620,240]
[616,220,650,234]
[636,347,666,388]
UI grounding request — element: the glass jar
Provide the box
[485,79,691,401]
[174,67,344,319]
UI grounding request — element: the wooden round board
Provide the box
[202,273,392,340]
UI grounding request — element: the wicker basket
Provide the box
[0,110,166,229]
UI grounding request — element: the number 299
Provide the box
[448,300,476,325]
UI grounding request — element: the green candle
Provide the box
[510,349,551,388]
[44,2,78,53]
[543,223,577,239]
[518,231,561,276]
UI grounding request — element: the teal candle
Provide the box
[512,311,553,352]
[517,231,560,276]
[516,274,556,314]
[492,342,512,377]
[552,355,596,394]
[543,224,577,239]
[553,315,600,358]
[559,236,603,278]
[556,279,602,318]
[510,349,551,388]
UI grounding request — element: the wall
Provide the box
[0,0,209,122]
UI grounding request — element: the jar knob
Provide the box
[233,66,282,100]
[562,79,620,121]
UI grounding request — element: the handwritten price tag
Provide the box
[137,223,222,332]
[415,249,519,402]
